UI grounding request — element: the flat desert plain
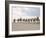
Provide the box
[12,22,40,31]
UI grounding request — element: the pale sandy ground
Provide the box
[12,22,40,31]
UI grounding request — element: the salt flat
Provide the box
[12,22,40,31]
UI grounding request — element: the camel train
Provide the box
[13,16,40,24]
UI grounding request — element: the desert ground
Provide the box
[12,22,40,31]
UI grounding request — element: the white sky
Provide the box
[12,6,40,19]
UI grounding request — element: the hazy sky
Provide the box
[12,7,40,19]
